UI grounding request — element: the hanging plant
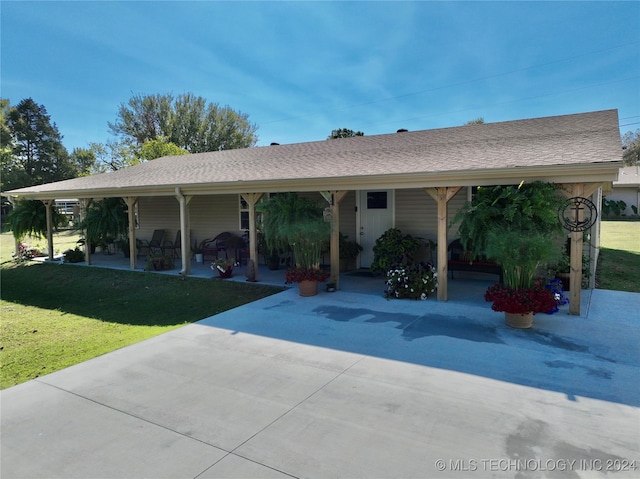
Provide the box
[3,199,67,240]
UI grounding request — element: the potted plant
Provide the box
[257,193,331,296]
[145,253,175,271]
[4,198,68,251]
[75,198,128,255]
[191,244,204,263]
[453,182,567,328]
[63,247,85,263]
[370,228,423,276]
[285,266,330,295]
[339,233,363,272]
[485,278,568,327]
[211,257,236,278]
[385,255,438,300]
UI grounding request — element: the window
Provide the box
[239,195,249,230]
[366,191,387,209]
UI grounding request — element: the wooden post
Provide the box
[241,193,263,281]
[426,187,462,301]
[42,200,54,261]
[125,197,138,269]
[79,199,91,264]
[559,183,602,316]
[321,191,348,289]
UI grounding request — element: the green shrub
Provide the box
[370,228,423,275]
[63,247,85,263]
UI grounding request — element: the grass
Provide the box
[596,220,640,293]
[0,231,283,389]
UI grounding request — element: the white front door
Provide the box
[358,190,394,268]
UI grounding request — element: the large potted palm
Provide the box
[453,181,567,328]
[257,193,331,296]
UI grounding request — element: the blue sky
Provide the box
[2,1,639,152]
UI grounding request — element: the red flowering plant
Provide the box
[484,277,565,315]
[285,266,330,284]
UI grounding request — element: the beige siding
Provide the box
[393,188,468,261]
[137,197,179,241]
[339,191,357,240]
[136,188,468,255]
[189,195,241,246]
[137,194,243,248]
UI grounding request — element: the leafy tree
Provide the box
[138,137,188,162]
[4,98,73,189]
[328,128,364,139]
[69,147,97,177]
[622,129,640,166]
[108,92,258,153]
[464,118,485,125]
[89,140,138,172]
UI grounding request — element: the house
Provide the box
[3,109,624,315]
[607,166,640,217]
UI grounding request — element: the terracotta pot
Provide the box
[298,279,319,297]
[505,312,534,329]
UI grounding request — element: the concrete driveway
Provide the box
[2,285,639,478]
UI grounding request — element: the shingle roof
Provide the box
[5,109,623,198]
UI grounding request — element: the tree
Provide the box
[89,140,138,172]
[328,128,364,139]
[138,137,188,162]
[69,147,97,177]
[464,118,485,125]
[108,92,258,153]
[622,129,640,166]
[3,98,73,189]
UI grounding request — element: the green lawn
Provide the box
[0,231,283,389]
[596,220,640,293]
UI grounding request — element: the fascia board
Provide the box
[5,162,623,200]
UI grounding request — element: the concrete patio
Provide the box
[2,257,639,478]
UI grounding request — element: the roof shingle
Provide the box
[5,109,623,198]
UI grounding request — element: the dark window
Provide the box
[367,191,387,209]
[240,211,249,230]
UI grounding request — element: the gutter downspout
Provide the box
[175,187,190,276]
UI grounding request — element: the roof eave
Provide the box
[4,162,622,200]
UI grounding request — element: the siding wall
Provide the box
[137,195,242,248]
[395,188,468,242]
[136,188,467,254]
[137,197,179,242]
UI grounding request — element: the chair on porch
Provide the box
[162,231,181,259]
[200,232,245,262]
[136,229,165,257]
